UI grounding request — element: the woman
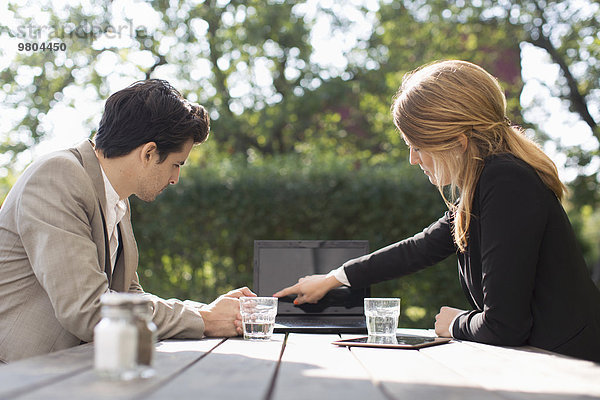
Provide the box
[274,60,600,363]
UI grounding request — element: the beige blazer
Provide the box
[0,141,205,363]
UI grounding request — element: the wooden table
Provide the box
[1,329,599,400]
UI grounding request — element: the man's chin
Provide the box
[134,193,158,203]
[135,187,167,202]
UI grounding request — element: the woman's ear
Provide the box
[459,134,468,153]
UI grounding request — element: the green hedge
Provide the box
[131,154,469,328]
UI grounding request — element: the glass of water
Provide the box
[239,297,278,340]
[364,298,401,336]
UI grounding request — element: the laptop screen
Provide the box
[253,240,369,316]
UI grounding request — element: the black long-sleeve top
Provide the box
[343,154,600,362]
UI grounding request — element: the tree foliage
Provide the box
[464,0,600,207]
[4,1,598,165]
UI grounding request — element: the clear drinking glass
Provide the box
[364,298,401,336]
[239,297,278,340]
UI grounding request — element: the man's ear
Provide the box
[139,142,158,166]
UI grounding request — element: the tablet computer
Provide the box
[332,335,452,349]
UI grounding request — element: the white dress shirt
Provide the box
[326,264,351,286]
[100,168,127,271]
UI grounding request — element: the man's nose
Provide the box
[169,170,180,185]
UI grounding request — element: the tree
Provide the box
[4,1,597,175]
[431,0,600,206]
[0,0,374,169]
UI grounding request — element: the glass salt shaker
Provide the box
[132,297,157,378]
[94,293,138,380]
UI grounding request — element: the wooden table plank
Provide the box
[339,331,507,400]
[395,327,437,337]
[420,339,600,400]
[0,343,93,399]
[343,339,505,400]
[2,333,599,400]
[459,341,600,397]
[9,338,225,400]
[270,333,388,400]
[142,334,285,400]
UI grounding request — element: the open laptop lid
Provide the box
[253,240,370,333]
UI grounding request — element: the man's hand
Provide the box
[434,306,465,337]
[223,287,256,299]
[200,287,256,337]
[272,274,342,305]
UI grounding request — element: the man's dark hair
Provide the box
[94,79,210,162]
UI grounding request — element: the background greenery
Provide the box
[132,147,469,327]
[2,0,599,328]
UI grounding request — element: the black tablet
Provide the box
[332,334,452,349]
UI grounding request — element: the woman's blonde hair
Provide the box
[391,60,566,252]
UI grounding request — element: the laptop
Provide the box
[253,240,370,333]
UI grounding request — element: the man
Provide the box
[0,79,253,363]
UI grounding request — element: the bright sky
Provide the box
[1,0,598,181]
